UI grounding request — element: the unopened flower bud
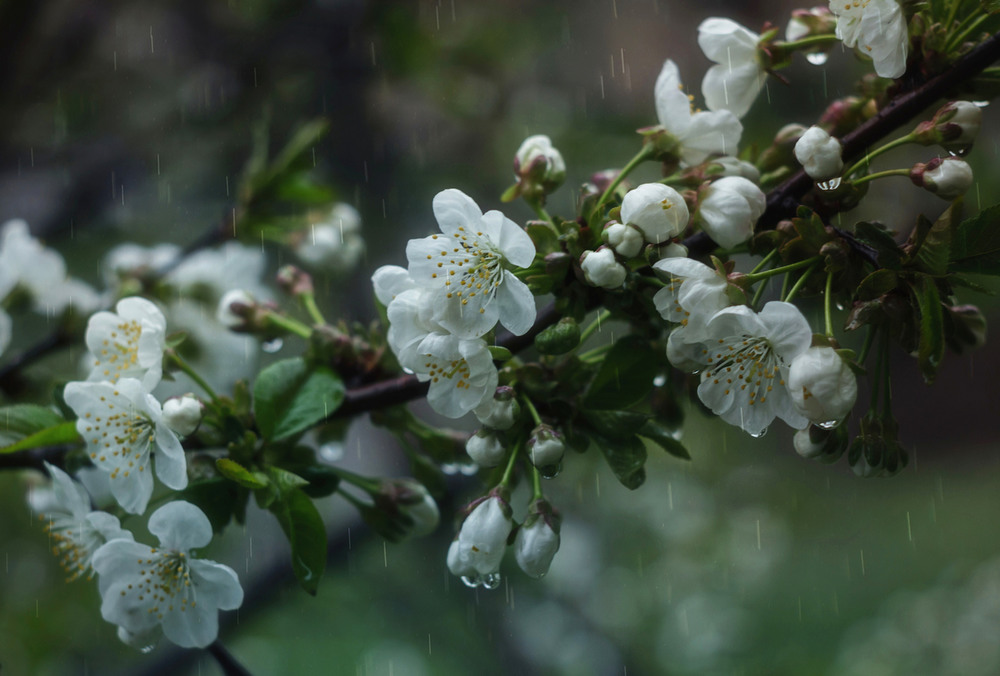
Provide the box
[758,123,807,172]
[786,7,836,42]
[794,126,844,181]
[910,157,973,200]
[534,317,580,355]
[276,265,314,296]
[466,429,506,467]
[913,100,982,151]
[710,156,761,183]
[793,423,848,462]
[580,248,627,289]
[448,489,513,587]
[216,289,257,330]
[603,222,644,258]
[474,386,520,430]
[620,183,689,244]
[528,424,565,468]
[292,203,364,270]
[162,394,204,437]
[818,97,865,137]
[374,479,440,539]
[514,499,561,579]
[695,176,765,248]
[788,346,858,425]
[513,135,566,197]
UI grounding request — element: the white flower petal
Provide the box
[148,501,213,551]
[432,188,484,237]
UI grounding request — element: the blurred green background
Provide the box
[2,1,1000,674]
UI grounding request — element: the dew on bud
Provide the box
[460,575,480,589]
[540,462,562,479]
[653,374,667,387]
[482,572,502,589]
[805,53,828,66]
[947,147,971,158]
[319,442,344,463]
[817,420,840,430]
[139,644,156,655]
[749,426,769,439]
[816,177,842,191]
[262,338,284,353]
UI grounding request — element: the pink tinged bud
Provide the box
[787,346,858,426]
[162,394,204,437]
[910,157,973,200]
[216,289,256,329]
[466,429,506,468]
[794,126,844,181]
[527,424,565,468]
[927,101,983,150]
[276,265,314,296]
[580,248,627,289]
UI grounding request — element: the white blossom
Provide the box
[413,333,498,419]
[92,501,243,649]
[405,189,536,338]
[293,203,365,271]
[788,346,858,425]
[103,243,181,289]
[28,462,133,580]
[830,0,908,79]
[466,429,506,467]
[698,18,766,119]
[581,248,627,289]
[162,394,204,437]
[167,241,271,301]
[712,156,762,183]
[447,494,513,587]
[64,378,187,514]
[620,183,690,244]
[652,257,732,340]
[694,301,813,436]
[654,60,743,166]
[794,126,845,180]
[912,157,973,200]
[84,297,167,390]
[696,176,766,249]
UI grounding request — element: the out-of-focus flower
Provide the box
[830,0,908,79]
[292,203,365,271]
[698,18,766,119]
[512,134,566,199]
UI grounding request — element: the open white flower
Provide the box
[410,332,499,419]
[620,183,690,244]
[698,18,766,119]
[92,501,243,649]
[830,0,908,79]
[447,493,513,588]
[695,301,812,436]
[29,462,133,580]
[64,378,187,514]
[654,60,743,166]
[167,241,271,302]
[652,257,732,340]
[696,176,766,248]
[406,189,536,338]
[788,346,858,425]
[85,297,167,390]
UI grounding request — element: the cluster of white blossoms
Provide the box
[0,219,103,358]
[373,188,537,419]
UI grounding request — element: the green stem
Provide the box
[499,443,520,487]
[591,145,655,220]
[850,168,911,187]
[744,256,820,284]
[300,292,327,327]
[521,396,543,426]
[779,34,840,51]
[945,0,965,33]
[858,325,877,364]
[578,343,613,363]
[327,465,381,494]
[263,311,312,339]
[531,463,543,500]
[947,12,991,52]
[783,261,819,302]
[167,350,220,403]
[750,248,779,275]
[751,275,770,310]
[843,133,916,178]
[823,271,835,338]
[578,309,612,346]
[529,200,559,235]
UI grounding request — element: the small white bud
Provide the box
[788,346,857,425]
[581,248,627,289]
[466,429,506,468]
[514,500,561,579]
[911,157,973,200]
[527,424,565,468]
[794,126,844,181]
[514,135,566,192]
[603,222,644,258]
[620,183,689,244]
[696,176,765,249]
[162,394,204,437]
[474,386,519,430]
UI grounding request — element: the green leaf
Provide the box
[525,221,559,254]
[913,275,945,384]
[854,269,899,301]
[253,358,345,440]
[269,488,327,595]
[0,422,80,454]
[855,221,903,270]
[0,404,66,442]
[584,409,650,440]
[596,434,647,490]
[949,203,1000,275]
[216,458,269,489]
[582,336,660,409]
[636,419,691,460]
[909,202,959,276]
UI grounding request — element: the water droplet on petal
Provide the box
[441,462,461,476]
[653,374,667,387]
[319,442,343,463]
[482,572,502,590]
[817,177,842,191]
[947,146,971,157]
[973,100,989,108]
[749,426,768,439]
[460,575,481,588]
[818,420,840,430]
[458,462,479,476]
[540,462,562,479]
[805,52,828,66]
[262,338,284,353]
[140,644,156,655]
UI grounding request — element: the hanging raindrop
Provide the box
[816,177,842,191]
[262,338,284,353]
[805,52,828,66]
